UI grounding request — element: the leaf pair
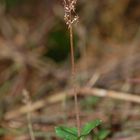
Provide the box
[55,119,102,140]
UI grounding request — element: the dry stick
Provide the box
[5,88,140,120]
[5,92,68,120]
[69,22,81,136]
[80,87,140,103]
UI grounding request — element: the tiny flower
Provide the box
[63,0,78,28]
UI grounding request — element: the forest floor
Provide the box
[0,0,140,140]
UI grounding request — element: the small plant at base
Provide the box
[55,0,110,139]
[60,0,81,136]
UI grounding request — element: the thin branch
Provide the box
[80,87,140,103]
[5,87,140,120]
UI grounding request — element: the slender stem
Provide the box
[69,22,81,136]
[27,108,35,140]
[23,90,35,140]
[69,25,75,77]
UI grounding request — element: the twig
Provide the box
[5,87,140,120]
[5,91,68,120]
[80,87,140,103]
[86,73,100,87]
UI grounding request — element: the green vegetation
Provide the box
[56,119,109,140]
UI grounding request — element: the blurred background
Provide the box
[0,0,140,139]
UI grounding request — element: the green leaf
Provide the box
[81,120,102,137]
[55,126,78,140]
[96,129,110,140]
